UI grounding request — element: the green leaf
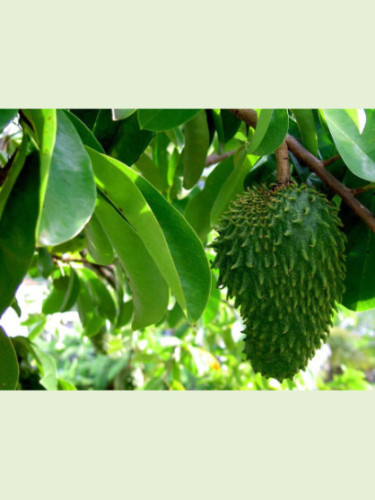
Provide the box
[116,300,134,328]
[221,109,241,143]
[22,110,57,206]
[87,148,185,312]
[0,327,19,390]
[341,179,375,311]
[323,109,375,182]
[130,173,211,323]
[63,110,105,152]
[183,110,210,189]
[291,109,319,156]
[77,267,117,323]
[138,109,201,131]
[37,247,54,278]
[37,109,96,245]
[109,112,154,165]
[92,110,122,150]
[42,269,80,314]
[211,147,256,225]
[210,109,225,146]
[151,132,170,191]
[202,272,221,325]
[0,152,40,317]
[87,147,210,323]
[0,135,29,220]
[95,195,169,329]
[0,109,17,130]
[248,109,289,155]
[185,155,235,241]
[85,213,114,265]
[77,277,106,337]
[31,344,58,390]
[135,153,163,190]
[112,109,136,121]
[58,379,77,390]
[70,109,99,129]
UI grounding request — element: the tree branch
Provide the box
[205,150,235,167]
[351,183,375,196]
[52,254,116,288]
[275,141,291,186]
[228,109,375,233]
[323,155,341,167]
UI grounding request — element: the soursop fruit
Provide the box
[212,183,346,381]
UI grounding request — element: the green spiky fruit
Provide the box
[212,183,346,382]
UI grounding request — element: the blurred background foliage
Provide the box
[2,272,374,391]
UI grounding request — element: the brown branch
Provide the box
[228,109,375,233]
[228,109,257,129]
[351,183,375,196]
[323,155,341,167]
[285,135,375,232]
[52,254,116,288]
[205,150,235,167]
[275,142,291,186]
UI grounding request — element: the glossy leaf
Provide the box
[0,327,19,390]
[92,109,122,150]
[135,153,163,190]
[95,195,169,329]
[77,277,106,337]
[63,110,105,152]
[291,109,319,156]
[185,155,235,241]
[129,169,211,323]
[0,135,28,219]
[183,111,210,189]
[22,109,57,209]
[77,268,117,323]
[112,109,136,121]
[31,344,58,390]
[70,109,99,129]
[87,147,211,323]
[116,300,134,328]
[38,109,96,245]
[37,248,54,278]
[323,109,375,182]
[341,176,375,310]
[151,132,170,191]
[202,272,221,326]
[211,147,256,225]
[85,213,114,265]
[138,109,201,131]
[42,270,80,314]
[87,147,185,312]
[0,152,40,317]
[221,109,241,143]
[0,109,17,130]
[248,109,289,156]
[109,112,154,165]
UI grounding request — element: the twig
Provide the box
[205,150,235,167]
[275,141,291,186]
[52,254,116,288]
[228,109,375,233]
[228,109,257,129]
[286,135,375,232]
[351,183,375,196]
[323,155,341,167]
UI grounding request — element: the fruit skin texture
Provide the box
[212,183,346,381]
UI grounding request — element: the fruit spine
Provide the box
[212,183,346,381]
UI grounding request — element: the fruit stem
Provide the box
[275,141,291,186]
[228,109,375,233]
